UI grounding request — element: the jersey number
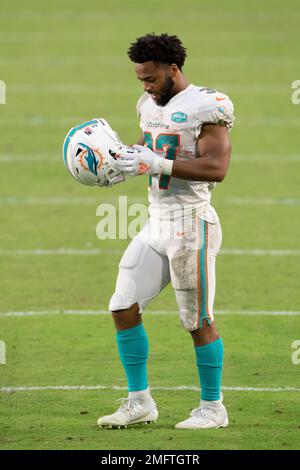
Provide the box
[144,132,180,190]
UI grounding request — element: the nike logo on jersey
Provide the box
[216,97,226,101]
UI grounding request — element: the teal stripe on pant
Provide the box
[116,323,148,392]
[198,219,211,328]
[195,338,224,401]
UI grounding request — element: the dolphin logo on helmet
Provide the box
[77,142,100,176]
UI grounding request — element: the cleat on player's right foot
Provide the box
[175,395,229,430]
[97,393,158,429]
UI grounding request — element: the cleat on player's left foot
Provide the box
[175,398,229,430]
[97,393,158,429]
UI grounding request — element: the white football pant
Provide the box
[109,209,222,331]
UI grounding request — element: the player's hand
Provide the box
[114,145,172,176]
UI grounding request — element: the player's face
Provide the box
[135,62,176,107]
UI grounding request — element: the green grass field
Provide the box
[0,0,300,450]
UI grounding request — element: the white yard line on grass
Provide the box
[3,83,294,95]
[227,197,300,206]
[0,154,59,163]
[1,196,300,206]
[1,116,300,128]
[0,56,298,67]
[0,309,300,318]
[0,196,111,205]
[0,31,296,44]
[233,155,300,162]
[0,385,299,393]
[0,248,124,256]
[221,248,300,256]
[0,248,300,256]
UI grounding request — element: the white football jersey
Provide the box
[137,84,234,221]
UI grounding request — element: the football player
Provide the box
[97,33,234,430]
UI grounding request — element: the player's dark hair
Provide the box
[127,33,187,70]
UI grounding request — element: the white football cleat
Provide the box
[97,389,158,429]
[175,395,229,430]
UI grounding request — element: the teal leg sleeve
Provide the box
[195,338,224,401]
[116,324,148,392]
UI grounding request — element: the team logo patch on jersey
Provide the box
[171,111,188,123]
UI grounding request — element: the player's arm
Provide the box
[171,124,231,182]
[115,124,231,179]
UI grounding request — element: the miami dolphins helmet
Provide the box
[62,118,127,187]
